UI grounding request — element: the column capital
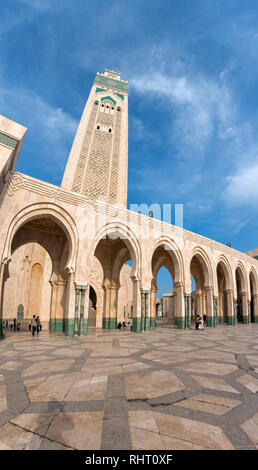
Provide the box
[174,281,184,289]
[204,286,213,292]
[241,291,247,297]
[75,283,88,290]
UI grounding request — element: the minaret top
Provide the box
[94,70,128,93]
[103,69,121,80]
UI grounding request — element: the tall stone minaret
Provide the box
[61,70,128,207]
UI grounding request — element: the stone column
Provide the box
[201,293,206,316]
[74,285,81,336]
[141,290,145,332]
[233,297,238,323]
[49,281,57,332]
[184,293,191,329]
[241,292,249,324]
[253,294,258,323]
[64,272,76,337]
[109,286,118,329]
[248,300,251,324]
[0,262,5,340]
[102,285,111,329]
[150,288,157,328]
[79,285,88,336]
[196,290,202,316]
[132,279,141,332]
[217,294,222,324]
[144,290,150,331]
[205,286,214,327]
[226,289,235,325]
[50,280,67,332]
[174,282,185,329]
[213,296,218,326]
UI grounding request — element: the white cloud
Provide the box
[224,162,258,205]
[130,70,231,151]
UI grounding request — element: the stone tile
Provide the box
[128,410,159,433]
[161,434,209,450]
[0,422,42,450]
[65,375,107,401]
[174,394,241,415]
[0,397,7,413]
[1,351,19,357]
[177,361,238,376]
[121,362,151,372]
[241,413,258,449]
[25,373,77,402]
[40,438,72,450]
[237,374,258,393]
[52,348,84,358]
[191,375,240,394]
[46,412,104,450]
[125,370,185,400]
[0,384,6,398]
[197,350,236,363]
[130,426,165,450]
[22,359,75,377]
[20,355,52,362]
[154,411,235,450]
[0,361,23,371]
[11,413,54,435]
[86,357,134,369]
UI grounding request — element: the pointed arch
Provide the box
[2,203,78,273]
[190,246,213,288]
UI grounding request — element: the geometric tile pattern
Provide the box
[0,323,258,450]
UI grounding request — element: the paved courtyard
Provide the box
[0,322,258,450]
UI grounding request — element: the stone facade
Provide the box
[0,70,258,339]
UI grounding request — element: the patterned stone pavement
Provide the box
[0,322,258,450]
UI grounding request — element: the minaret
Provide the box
[61,70,128,207]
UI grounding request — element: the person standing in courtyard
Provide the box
[31,315,37,336]
[36,316,41,334]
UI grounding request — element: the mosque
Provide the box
[0,69,257,339]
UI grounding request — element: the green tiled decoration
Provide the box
[94,74,128,93]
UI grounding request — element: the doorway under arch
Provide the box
[1,215,73,333]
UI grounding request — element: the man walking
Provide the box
[31,315,37,336]
[36,316,42,334]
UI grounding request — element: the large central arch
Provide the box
[216,256,234,325]
[92,223,141,329]
[150,237,184,328]
[190,247,214,326]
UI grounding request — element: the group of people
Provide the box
[3,316,42,335]
[195,314,206,331]
[117,321,131,330]
[3,319,21,331]
[29,315,42,336]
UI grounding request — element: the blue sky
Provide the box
[1,0,258,296]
